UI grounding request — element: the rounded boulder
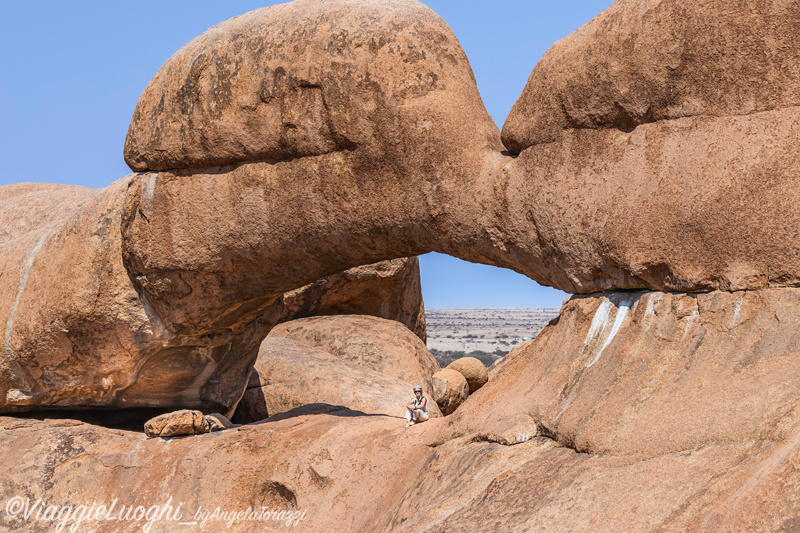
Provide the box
[432,369,469,416]
[447,357,488,393]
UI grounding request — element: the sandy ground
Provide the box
[426,307,560,354]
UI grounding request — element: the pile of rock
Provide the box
[430,357,490,415]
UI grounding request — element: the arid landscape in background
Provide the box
[426,307,559,366]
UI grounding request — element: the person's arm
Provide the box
[406,398,415,410]
[418,397,427,411]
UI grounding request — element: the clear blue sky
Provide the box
[0,0,611,308]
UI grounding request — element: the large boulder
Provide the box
[232,336,440,422]
[431,368,468,416]
[124,0,500,173]
[267,315,439,389]
[503,0,800,150]
[446,357,488,393]
[494,0,800,293]
[0,179,425,413]
[233,315,441,422]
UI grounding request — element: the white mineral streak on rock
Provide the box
[516,433,533,444]
[584,294,635,368]
[583,298,613,349]
[731,297,743,328]
[682,310,700,342]
[4,231,51,363]
[643,292,662,328]
[4,230,52,404]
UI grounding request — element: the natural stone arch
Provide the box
[3,0,800,416]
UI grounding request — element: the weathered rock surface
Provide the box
[144,409,208,438]
[446,357,488,393]
[6,288,800,531]
[431,368,468,416]
[233,336,438,422]
[498,106,800,293]
[278,257,426,342]
[234,316,441,422]
[0,180,425,413]
[0,178,251,413]
[495,0,800,293]
[503,0,800,150]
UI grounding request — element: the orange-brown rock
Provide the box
[7,286,800,531]
[144,409,208,438]
[495,0,800,293]
[446,357,488,393]
[267,315,440,391]
[118,0,515,338]
[278,257,426,342]
[0,178,254,414]
[431,368,468,416]
[497,106,800,293]
[0,180,424,414]
[232,334,441,423]
[124,0,499,173]
[503,0,800,150]
[233,315,441,422]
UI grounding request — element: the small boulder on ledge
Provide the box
[204,413,234,432]
[144,410,232,438]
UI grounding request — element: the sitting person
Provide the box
[405,385,429,427]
